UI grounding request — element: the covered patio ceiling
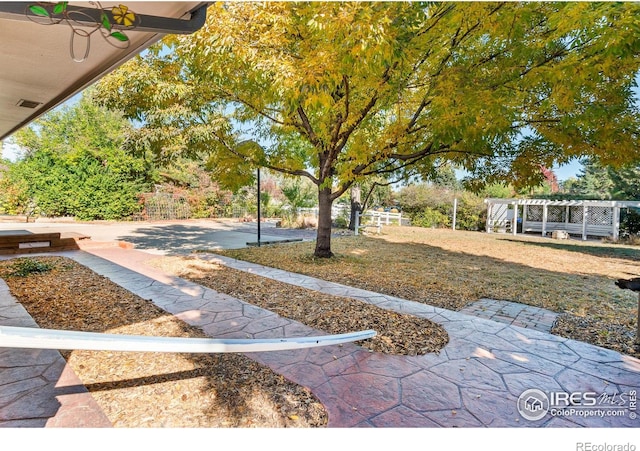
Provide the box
[0,1,208,142]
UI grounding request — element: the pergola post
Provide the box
[512,202,518,236]
[612,206,621,241]
[582,205,588,241]
[542,203,548,237]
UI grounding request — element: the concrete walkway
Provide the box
[1,246,639,428]
[0,219,317,255]
[459,298,560,333]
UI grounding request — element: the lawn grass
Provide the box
[220,227,639,317]
[217,226,640,356]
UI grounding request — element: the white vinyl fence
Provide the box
[354,210,402,235]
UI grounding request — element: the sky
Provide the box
[1,140,22,162]
[552,159,582,182]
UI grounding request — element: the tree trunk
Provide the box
[348,185,361,231]
[314,187,334,258]
[348,202,362,231]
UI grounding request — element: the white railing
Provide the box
[298,205,349,219]
[354,210,402,235]
[360,210,402,225]
[296,206,403,233]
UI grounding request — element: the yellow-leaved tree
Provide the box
[96,2,640,257]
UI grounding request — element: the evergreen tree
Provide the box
[608,164,640,199]
[566,159,615,199]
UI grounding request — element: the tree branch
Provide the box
[331,179,354,201]
[361,180,390,211]
[264,164,319,185]
[361,154,428,176]
[416,3,455,38]
[217,88,287,126]
[333,62,399,158]
[329,75,349,149]
[297,106,323,150]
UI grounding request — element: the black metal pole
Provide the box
[257,167,261,247]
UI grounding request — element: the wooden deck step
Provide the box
[0,232,81,255]
[0,230,134,254]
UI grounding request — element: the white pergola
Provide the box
[485,198,640,241]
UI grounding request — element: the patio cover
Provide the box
[0,1,208,142]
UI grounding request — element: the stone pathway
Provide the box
[0,279,111,427]
[1,248,640,428]
[459,298,560,333]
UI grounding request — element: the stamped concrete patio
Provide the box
[1,246,639,427]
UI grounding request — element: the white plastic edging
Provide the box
[0,326,376,353]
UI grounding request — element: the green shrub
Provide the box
[452,192,486,231]
[333,215,349,228]
[8,258,54,277]
[398,184,486,231]
[620,208,640,241]
[410,208,451,228]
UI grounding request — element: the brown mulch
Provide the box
[551,314,639,358]
[0,257,328,428]
[148,256,449,356]
[0,253,449,427]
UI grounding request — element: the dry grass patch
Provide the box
[217,227,640,358]
[0,256,327,428]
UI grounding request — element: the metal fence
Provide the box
[135,193,191,221]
